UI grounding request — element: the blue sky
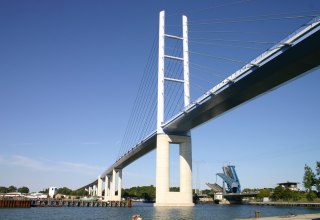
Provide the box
[0,0,320,192]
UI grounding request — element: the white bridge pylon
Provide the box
[91,11,193,206]
[155,10,193,206]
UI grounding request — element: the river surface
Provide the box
[0,203,319,219]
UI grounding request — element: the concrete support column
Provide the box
[155,134,194,207]
[117,169,122,201]
[103,170,121,201]
[88,187,92,196]
[180,139,193,204]
[111,169,116,200]
[155,134,170,204]
[104,175,110,201]
[97,176,102,197]
[93,185,97,196]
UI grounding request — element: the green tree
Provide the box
[18,186,29,194]
[242,188,253,193]
[73,188,88,196]
[271,186,284,201]
[7,185,17,193]
[122,185,156,201]
[306,191,317,201]
[57,187,73,195]
[257,188,271,200]
[316,161,320,192]
[271,186,303,201]
[281,188,292,201]
[290,191,302,201]
[303,164,315,192]
[123,191,129,198]
[170,187,180,192]
[202,189,213,196]
[0,187,8,193]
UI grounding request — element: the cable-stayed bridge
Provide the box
[81,10,320,206]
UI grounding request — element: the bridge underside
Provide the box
[163,30,320,134]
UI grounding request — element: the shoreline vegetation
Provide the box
[1,184,320,204]
[1,162,320,204]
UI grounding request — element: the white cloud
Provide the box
[58,161,103,173]
[0,155,104,174]
[4,155,47,171]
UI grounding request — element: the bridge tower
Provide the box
[155,11,193,207]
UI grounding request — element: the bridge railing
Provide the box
[100,131,157,178]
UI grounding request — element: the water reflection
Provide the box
[0,203,318,220]
[154,206,193,219]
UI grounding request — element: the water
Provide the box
[0,203,319,220]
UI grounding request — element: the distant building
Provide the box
[277,181,299,191]
[3,192,22,198]
[55,193,64,199]
[49,187,58,198]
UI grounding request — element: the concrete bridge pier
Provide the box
[112,169,122,201]
[88,185,98,197]
[88,186,93,196]
[103,175,111,201]
[155,134,194,207]
[97,175,102,197]
[92,185,97,196]
[117,169,122,201]
[103,169,122,201]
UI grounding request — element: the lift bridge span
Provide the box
[82,13,320,206]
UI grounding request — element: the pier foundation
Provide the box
[155,134,194,207]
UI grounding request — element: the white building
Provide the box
[49,187,58,198]
[277,181,299,191]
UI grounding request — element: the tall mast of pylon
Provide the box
[157,10,165,134]
[157,11,190,134]
[182,15,190,107]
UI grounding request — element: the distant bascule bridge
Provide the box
[207,164,257,204]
